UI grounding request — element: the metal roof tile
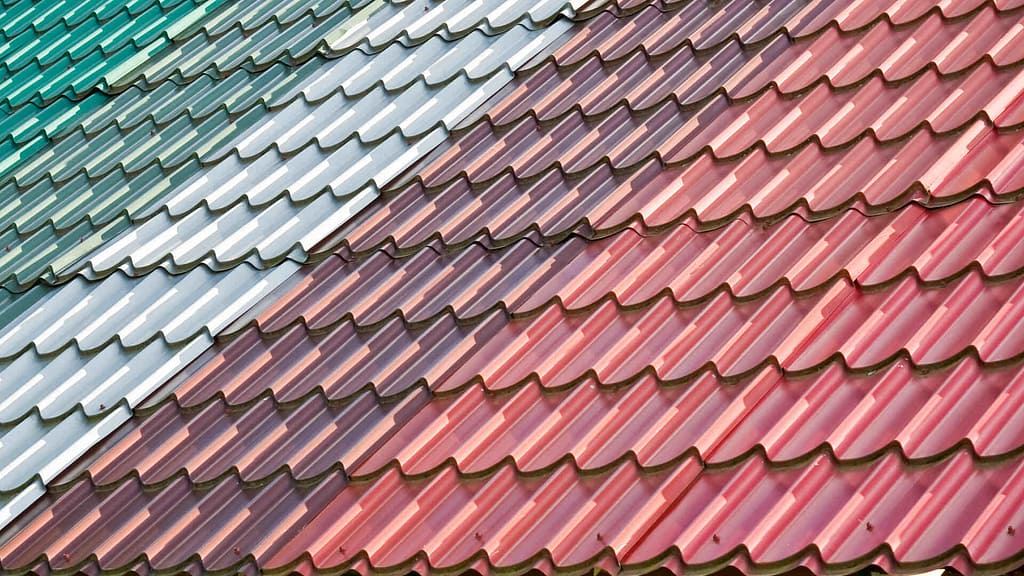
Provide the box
[11,0,1024,573]
[232,198,1024,334]
[488,4,1024,126]
[414,60,1024,188]
[0,0,579,535]
[79,385,432,487]
[227,451,1024,572]
[94,353,1024,484]
[0,15,574,290]
[3,472,348,573]
[329,120,1024,256]
[161,270,1024,414]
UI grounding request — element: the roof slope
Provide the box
[7,0,1024,574]
[0,0,588,533]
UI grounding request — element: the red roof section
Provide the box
[7,0,1024,574]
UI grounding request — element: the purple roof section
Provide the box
[7,1,1024,575]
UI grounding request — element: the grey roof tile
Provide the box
[0,0,588,534]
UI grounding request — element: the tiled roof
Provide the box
[0,0,587,532]
[7,0,1024,574]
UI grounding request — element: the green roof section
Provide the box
[0,0,586,537]
[0,0,386,293]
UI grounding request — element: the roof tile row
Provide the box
[0,0,586,535]
[245,197,1024,333]
[76,354,1024,489]
[8,0,1024,574]
[11,450,1024,574]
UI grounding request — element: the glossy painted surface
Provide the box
[7,0,1024,575]
[0,0,584,536]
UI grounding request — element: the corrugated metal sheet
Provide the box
[0,0,589,536]
[9,0,1024,574]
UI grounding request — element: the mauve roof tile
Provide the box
[234,198,1024,334]
[328,121,1024,255]
[10,1,1024,574]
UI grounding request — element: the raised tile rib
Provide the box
[68,353,1024,490]
[0,26,545,151]
[9,449,1024,575]
[0,0,372,108]
[0,19,573,293]
[247,198,1024,332]
[0,0,367,83]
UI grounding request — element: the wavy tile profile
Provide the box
[7,0,1024,575]
[0,0,586,538]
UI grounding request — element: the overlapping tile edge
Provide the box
[0,0,595,537]
[0,0,608,296]
[9,0,1024,574]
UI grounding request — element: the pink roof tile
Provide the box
[8,1,1024,574]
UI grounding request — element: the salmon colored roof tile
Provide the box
[8,1,1024,575]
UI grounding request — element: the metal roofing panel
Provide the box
[0,11,576,291]
[0,0,585,537]
[71,355,1024,487]
[0,0,377,107]
[412,60,1024,187]
[11,0,1024,574]
[329,119,1024,255]
[9,449,1024,574]
[0,264,294,525]
[166,271,1024,409]
[488,3,1024,125]
[235,198,1024,333]
[260,450,1024,572]
[3,472,350,573]
[79,385,433,486]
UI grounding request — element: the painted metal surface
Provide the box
[0,0,586,537]
[75,356,1024,486]
[7,0,1024,575]
[234,198,1024,332]
[167,271,1024,405]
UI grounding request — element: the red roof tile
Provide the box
[328,122,1024,254]
[263,450,1024,574]
[417,62,1024,186]
[170,271,1024,403]
[250,199,1024,332]
[9,1,1024,574]
[491,3,1024,124]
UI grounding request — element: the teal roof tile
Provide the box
[0,0,597,536]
